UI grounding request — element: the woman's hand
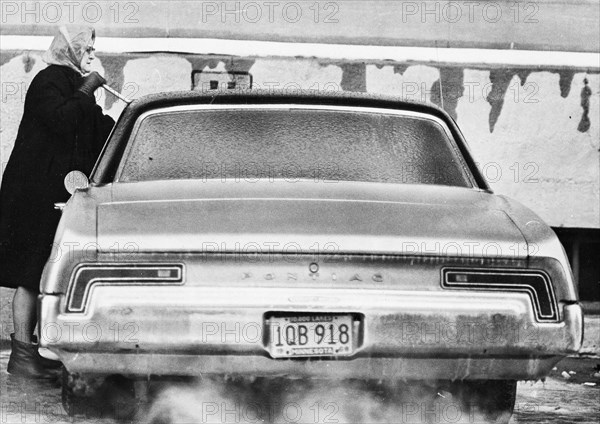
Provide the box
[78,71,107,97]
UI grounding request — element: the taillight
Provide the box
[442,268,558,322]
[66,264,183,313]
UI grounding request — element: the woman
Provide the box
[0,26,115,379]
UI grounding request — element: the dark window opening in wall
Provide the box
[553,227,600,302]
[192,71,252,91]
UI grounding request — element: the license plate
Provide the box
[267,314,354,358]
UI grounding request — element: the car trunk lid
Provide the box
[97,182,526,258]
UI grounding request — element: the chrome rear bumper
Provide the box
[39,287,583,380]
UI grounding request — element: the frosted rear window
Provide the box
[119,108,472,187]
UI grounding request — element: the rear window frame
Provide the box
[112,104,478,188]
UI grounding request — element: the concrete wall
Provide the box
[2,1,598,52]
[1,51,598,228]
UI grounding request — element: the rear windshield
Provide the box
[118,107,472,187]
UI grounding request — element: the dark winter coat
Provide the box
[0,65,114,290]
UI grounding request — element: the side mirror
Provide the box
[64,170,89,195]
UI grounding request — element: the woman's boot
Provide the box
[7,334,59,379]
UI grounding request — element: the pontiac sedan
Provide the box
[38,91,583,422]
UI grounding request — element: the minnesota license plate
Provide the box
[268,314,354,358]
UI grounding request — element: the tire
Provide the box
[102,375,138,421]
[61,367,104,418]
[61,367,138,420]
[447,380,517,424]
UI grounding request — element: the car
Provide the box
[39,90,583,422]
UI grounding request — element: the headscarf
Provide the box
[43,25,95,74]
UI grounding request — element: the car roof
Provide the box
[122,89,453,121]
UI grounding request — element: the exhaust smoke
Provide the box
[141,377,506,424]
